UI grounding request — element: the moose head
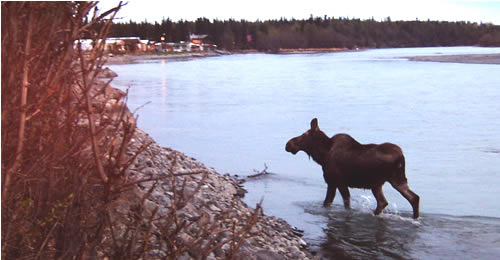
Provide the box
[285,118,332,164]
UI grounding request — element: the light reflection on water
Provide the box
[109,47,500,259]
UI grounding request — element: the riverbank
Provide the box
[105,51,225,65]
[406,53,500,64]
[105,48,352,65]
[95,70,317,259]
[120,128,315,259]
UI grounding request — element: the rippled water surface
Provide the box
[110,47,500,259]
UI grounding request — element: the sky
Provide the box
[98,0,500,25]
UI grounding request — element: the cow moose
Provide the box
[285,118,420,219]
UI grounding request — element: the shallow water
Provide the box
[109,47,500,259]
[303,203,500,259]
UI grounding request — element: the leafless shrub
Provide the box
[104,152,263,259]
[2,2,262,259]
[1,1,128,259]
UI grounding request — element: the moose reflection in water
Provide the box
[286,118,420,219]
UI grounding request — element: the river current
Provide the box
[109,47,500,259]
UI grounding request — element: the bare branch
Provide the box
[2,5,33,202]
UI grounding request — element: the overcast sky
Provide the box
[98,0,500,24]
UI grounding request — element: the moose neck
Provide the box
[307,138,332,166]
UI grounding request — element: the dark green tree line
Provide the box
[109,16,500,51]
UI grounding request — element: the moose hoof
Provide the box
[323,202,332,208]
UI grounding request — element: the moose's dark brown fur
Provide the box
[286,118,420,218]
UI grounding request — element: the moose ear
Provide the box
[310,118,318,130]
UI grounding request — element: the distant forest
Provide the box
[109,16,500,51]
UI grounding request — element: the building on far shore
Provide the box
[189,34,217,51]
[156,40,217,53]
[190,34,208,44]
[77,35,216,54]
[104,37,156,53]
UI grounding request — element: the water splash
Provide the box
[378,212,422,226]
[385,202,400,215]
[357,195,376,214]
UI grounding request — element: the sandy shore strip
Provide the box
[406,53,500,64]
[105,51,224,65]
[104,48,352,65]
[279,47,349,53]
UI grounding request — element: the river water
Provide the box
[109,47,500,259]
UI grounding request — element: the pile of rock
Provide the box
[111,128,316,259]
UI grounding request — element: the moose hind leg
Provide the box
[392,183,420,219]
[323,184,337,207]
[371,186,388,215]
[338,186,351,209]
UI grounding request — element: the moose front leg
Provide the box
[338,186,351,209]
[323,184,337,207]
[371,185,388,215]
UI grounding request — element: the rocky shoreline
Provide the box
[98,65,317,259]
[116,128,316,259]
